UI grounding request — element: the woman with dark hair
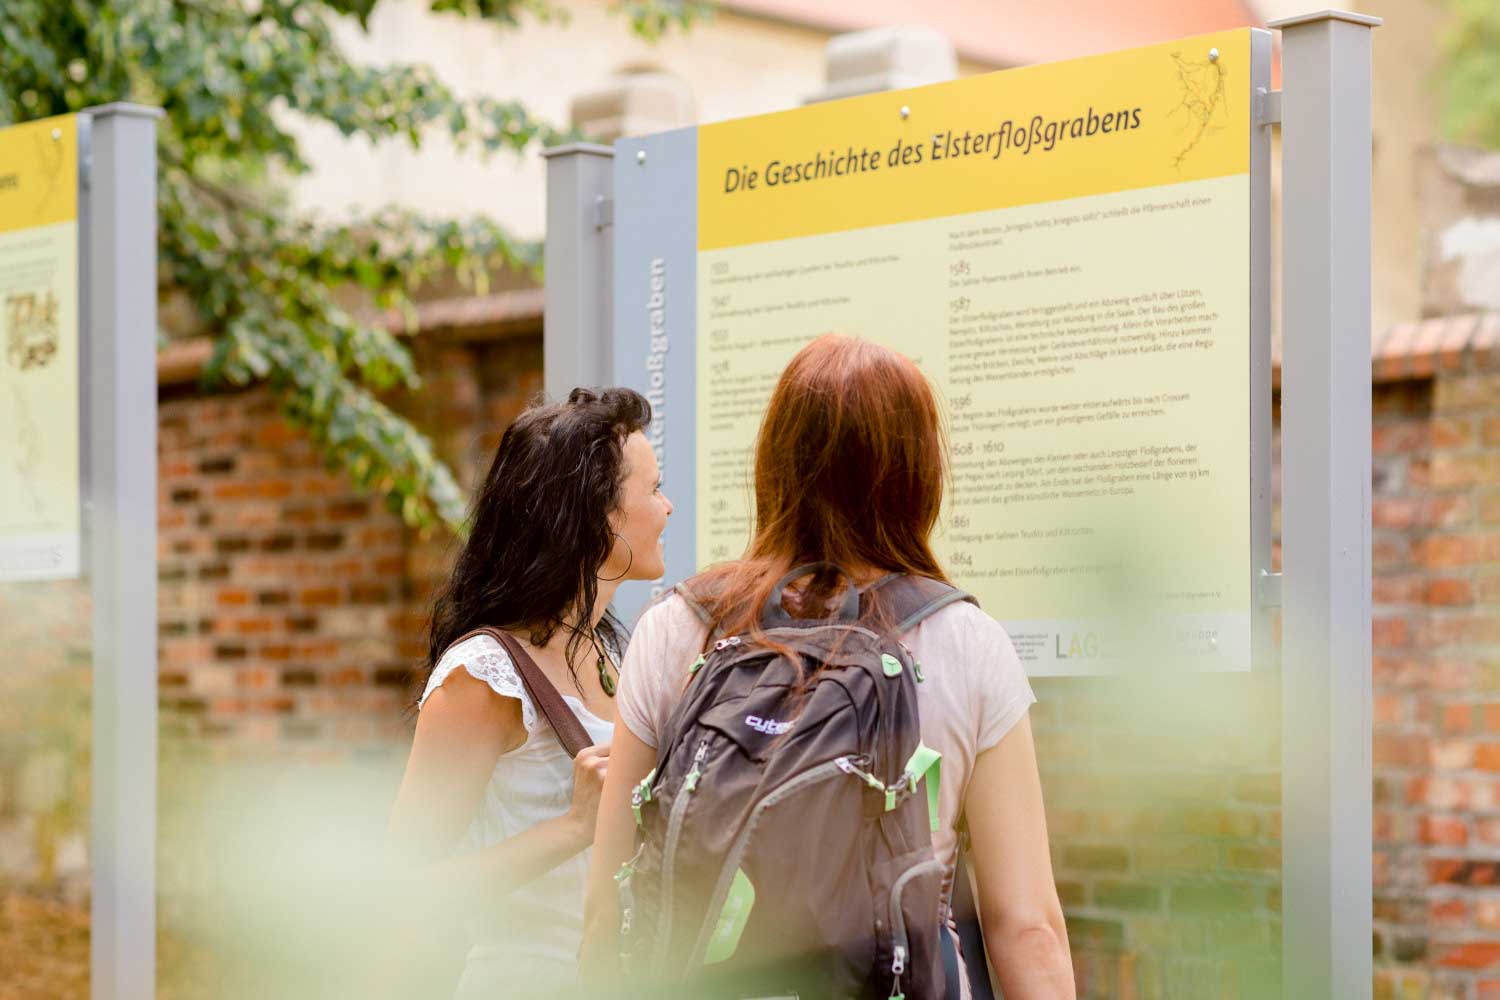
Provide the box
[388,387,672,998]
[583,336,1074,998]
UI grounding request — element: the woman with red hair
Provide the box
[584,335,1074,999]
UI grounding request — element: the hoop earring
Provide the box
[600,534,633,582]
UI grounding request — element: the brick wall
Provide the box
[1034,360,1500,1000]
[1034,646,1283,997]
[1371,367,1500,1000]
[154,335,542,755]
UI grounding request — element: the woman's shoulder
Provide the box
[915,594,1003,631]
[635,590,712,644]
[419,630,539,732]
[905,598,1022,664]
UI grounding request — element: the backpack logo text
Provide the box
[744,715,794,735]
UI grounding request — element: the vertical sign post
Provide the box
[1271,11,1379,999]
[542,143,615,402]
[84,102,162,1000]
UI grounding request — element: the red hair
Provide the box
[690,334,949,640]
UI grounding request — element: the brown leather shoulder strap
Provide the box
[449,626,593,758]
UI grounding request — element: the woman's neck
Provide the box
[536,576,621,657]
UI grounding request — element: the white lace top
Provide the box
[419,632,614,998]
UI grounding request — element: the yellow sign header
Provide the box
[698,30,1250,250]
[0,113,79,235]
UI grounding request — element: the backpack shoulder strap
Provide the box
[864,575,979,634]
[673,581,714,626]
[448,626,593,758]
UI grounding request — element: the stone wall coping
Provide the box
[157,287,545,386]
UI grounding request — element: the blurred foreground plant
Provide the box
[0,0,707,532]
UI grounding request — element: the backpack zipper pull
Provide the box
[889,944,907,999]
[713,635,742,651]
[835,755,886,792]
[631,768,656,827]
[683,739,709,793]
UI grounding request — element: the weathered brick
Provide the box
[1375,694,1403,725]
[1170,884,1254,915]
[1376,498,1423,530]
[1475,742,1500,771]
[1434,453,1500,488]
[300,587,341,607]
[1433,739,1475,769]
[1375,423,1430,454]
[1429,579,1477,606]
[1439,941,1500,970]
[1424,534,1500,567]
[1063,916,1123,949]
[1436,373,1500,413]
[1376,732,1428,767]
[1421,815,1470,846]
[1436,416,1476,449]
[1376,574,1428,605]
[1432,898,1470,927]
[1064,845,1129,873]
[1092,881,1162,911]
[1443,702,1477,733]
[1225,845,1280,870]
[1374,616,1412,648]
[1430,859,1500,886]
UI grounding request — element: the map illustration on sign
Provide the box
[0,114,81,581]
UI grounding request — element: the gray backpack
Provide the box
[615,564,976,999]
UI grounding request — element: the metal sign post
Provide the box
[83,102,162,1000]
[541,143,615,402]
[1270,10,1379,999]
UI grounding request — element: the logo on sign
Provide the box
[1055,632,1107,660]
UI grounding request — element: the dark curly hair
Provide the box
[421,386,653,694]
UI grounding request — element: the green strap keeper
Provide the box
[689,653,706,674]
[904,742,942,833]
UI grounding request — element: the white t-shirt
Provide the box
[419,633,615,998]
[616,592,1037,873]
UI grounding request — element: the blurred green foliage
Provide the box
[0,0,707,532]
[1438,0,1500,149]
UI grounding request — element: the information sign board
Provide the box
[614,30,1270,674]
[0,113,81,581]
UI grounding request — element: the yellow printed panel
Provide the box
[699,30,1249,251]
[0,114,79,235]
[0,113,81,579]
